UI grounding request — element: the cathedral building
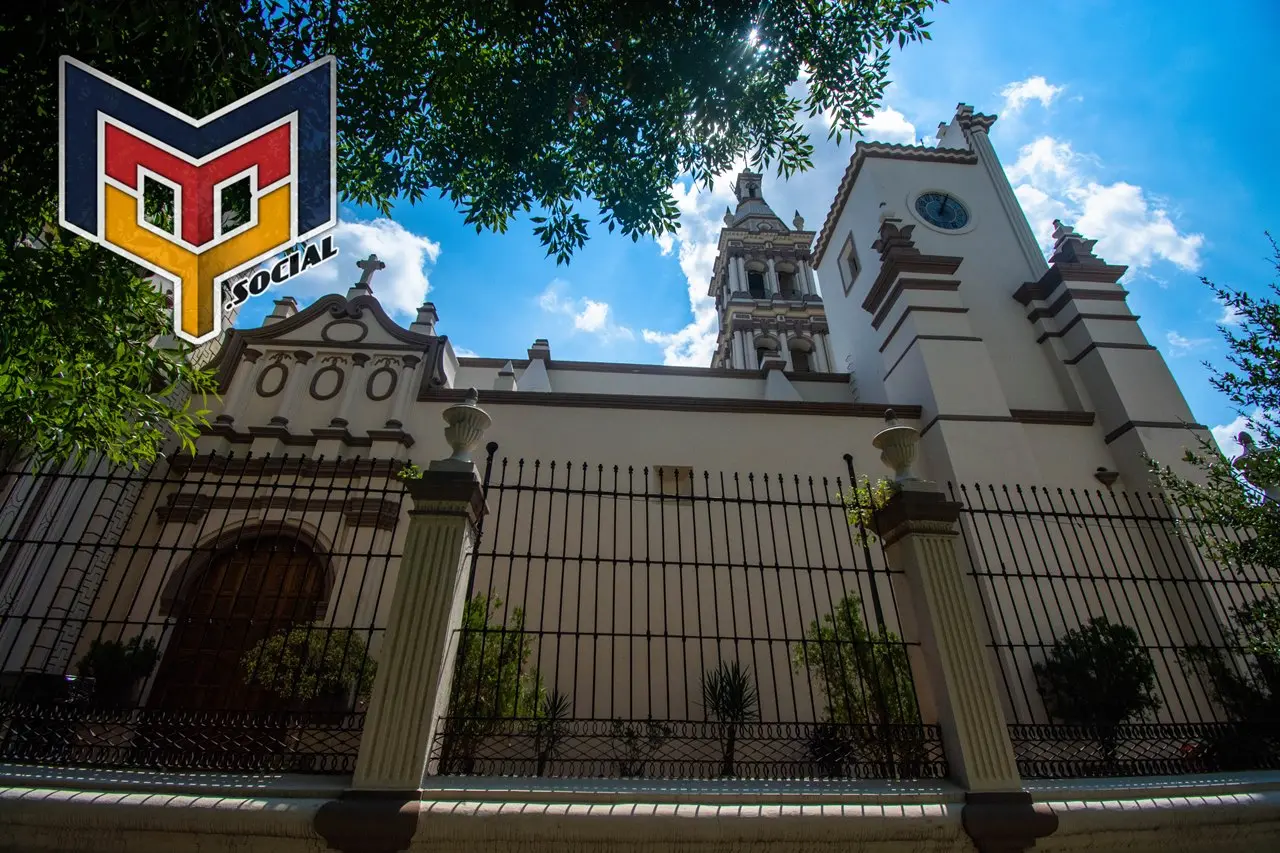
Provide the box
[4,103,1260,853]
[195,103,1206,493]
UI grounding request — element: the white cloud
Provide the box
[1216,296,1243,326]
[1165,330,1211,357]
[283,218,440,317]
[860,107,918,145]
[1006,136,1204,274]
[641,170,741,366]
[1000,76,1065,114]
[1212,412,1258,458]
[538,279,634,342]
[452,346,478,358]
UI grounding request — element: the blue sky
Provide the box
[235,0,1280,455]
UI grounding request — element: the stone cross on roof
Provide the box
[356,253,386,287]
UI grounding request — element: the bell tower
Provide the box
[709,172,835,373]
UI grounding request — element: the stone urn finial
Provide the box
[872,408,921,484]
[441,388,492,466]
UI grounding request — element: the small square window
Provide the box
[839,234,860,295]
[653,466,694,498]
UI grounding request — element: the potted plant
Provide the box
[241,624,377,711]
[1034,616,1161,768]
[609,718,672,778]
[531,688,572,776]
[75,635,160,708]
[1180,591,1280,768]
[792,593,924,778]
[701,659,759,778]
[437,595,543,774]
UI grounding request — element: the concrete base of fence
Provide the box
[2,766,1280,852]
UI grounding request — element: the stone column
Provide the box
[736,257,748,294]
[869,412,1057,853]
[385,354,422,429]
[214,348,263,425]
[351,392,491,788]
[812,333,830,373]
[269,350,314,428]
[766,258,779,295]
[727,255,741,294]
[331,353,370,429]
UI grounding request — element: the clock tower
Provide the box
[709,172,836,376]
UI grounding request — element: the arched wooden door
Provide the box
[149,535,328,711]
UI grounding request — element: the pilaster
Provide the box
[866,216,1042,485]
[870,414,1057,852]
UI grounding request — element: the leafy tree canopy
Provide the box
[1153,239,1280,575]
[1,1,941,468]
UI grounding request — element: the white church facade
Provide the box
[201,103,1206,492]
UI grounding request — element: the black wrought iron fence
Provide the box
[428,447,946,781]
[0,452,406,773]
[953,482,1280,778]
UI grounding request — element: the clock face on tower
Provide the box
[914,192,970,230]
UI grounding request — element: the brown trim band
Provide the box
[870,278,962,329]
[919,413,1015,437]
[877,306,971,352]
[1105,419,1208,444]
[1008,408,1097,427]
[1064,341,1158,365]
[1026,287,1131,322]
[883,335,985,382]
[424,387,924,420]
[862,255,964,315]
[1035,312,1140,343]
[156,494,400,528]
[457,357,854,383]
[203,422,376,448]
[172,455,405,478]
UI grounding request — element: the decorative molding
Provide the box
[451,357,851,383]
[154,493,401,529]
[173,454,401,477]
[1104,419,1209,445]
[366,366,399,401]
[882,335,985,382]
[919,413,1017,438]
[1008,409,1096,427]
[814,142,979,267]
[1034,312,1141,343]
[320,319,369,344]
[254,362,289,398]
[876,306,970,349]
[871,278,962,330]
[315,791,420,853]
[423,387,924,420]
[1024,287,1130,321]
[1063,341,1158,365]
[862,254,964,317]
[309,365,345,401]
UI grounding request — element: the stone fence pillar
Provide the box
[316,389,491,853]
[871,411,1058,853]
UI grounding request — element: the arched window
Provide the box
[778,270,799,298]
[789,338,815,373]
[755,336,780,367]
[747,270,766,299]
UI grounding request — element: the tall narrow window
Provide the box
[747,271,766,298]
[791,348,812,373]
[778,270,798,298]
[839,234,860,295]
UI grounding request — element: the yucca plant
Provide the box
[532,688,572,776]
[701,659,760,777]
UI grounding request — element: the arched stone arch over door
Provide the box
[149,535,329,711]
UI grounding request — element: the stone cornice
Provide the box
[813,142,980,267]
[862,254,965,315]
[424,387,923,420]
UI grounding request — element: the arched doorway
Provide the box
[149,535,328,711]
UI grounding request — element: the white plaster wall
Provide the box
[817,154,1071,415]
